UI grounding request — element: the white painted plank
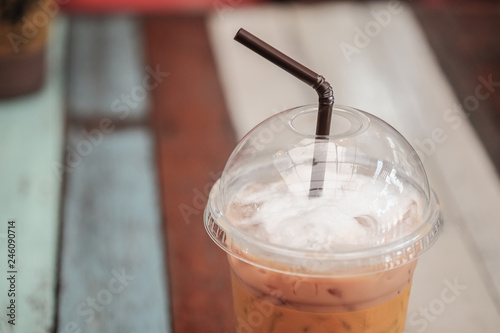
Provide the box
[57,128,170,333]
[67,15,148,121]
[208,2,500,332]
[0,17,67,333]
[207,5,313,137]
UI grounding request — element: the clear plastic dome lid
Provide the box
[205,105,442,276]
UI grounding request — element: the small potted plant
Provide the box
[0,0,56,98]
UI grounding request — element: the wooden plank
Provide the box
[57,127,170,333]
[67,15,149,122]
[0,17,67,332]
[414,3,500,175]
[208,2,500,332]
[144,15,237,333]
[346,2,500,314]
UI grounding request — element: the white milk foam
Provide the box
[226,147,424,252]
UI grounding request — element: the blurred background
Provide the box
[0,0,499,332]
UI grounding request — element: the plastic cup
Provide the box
[205,105,442,333]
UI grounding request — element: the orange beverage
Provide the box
[229,256,416,333]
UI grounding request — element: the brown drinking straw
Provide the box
[234,28,334,197]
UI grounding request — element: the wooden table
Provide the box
[0,2,499,332]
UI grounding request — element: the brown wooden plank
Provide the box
[144,15,237,333]
[414,2,500,175]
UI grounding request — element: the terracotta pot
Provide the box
[0,0,56,98]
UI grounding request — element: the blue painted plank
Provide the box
[57,127,170,333]
[0,16,67,333]
[67,15,149,121]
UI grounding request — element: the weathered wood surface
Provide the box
[57,127,170,333]
[145,16,237,333]
[415,2,500,176]
[67,15,149,121]
[0,17,67,333]
[58,15,170,333]
[208,2,500,331]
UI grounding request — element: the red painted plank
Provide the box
[144,15,237,333]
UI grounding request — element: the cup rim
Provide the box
[205,178,442,276]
